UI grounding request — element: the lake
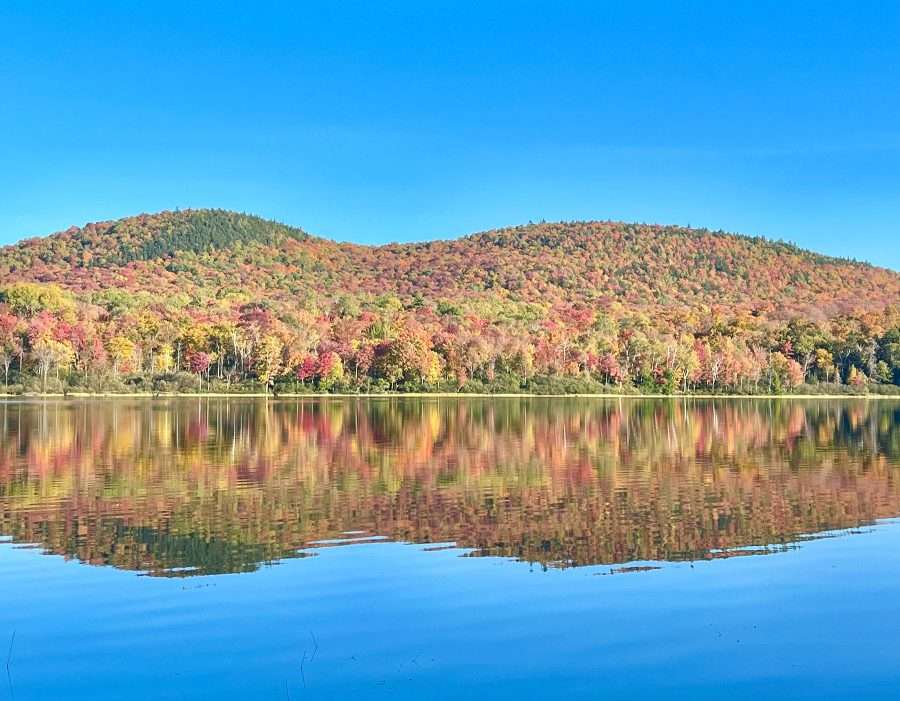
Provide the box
[1,397,899,699]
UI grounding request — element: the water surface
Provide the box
[1,398,899,699]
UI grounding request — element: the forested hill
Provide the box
[4,209,312,268]
[1,208,899,395]
[2,209,898,318]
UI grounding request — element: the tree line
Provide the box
[1,281,899,395]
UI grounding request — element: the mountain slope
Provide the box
[5,209,311,267]
[3,209,898,321]
[1,209,899,394]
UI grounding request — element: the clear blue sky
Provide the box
[1,1,898,269]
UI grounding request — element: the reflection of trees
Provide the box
[0,398,898,576]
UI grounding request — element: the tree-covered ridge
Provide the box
[0,209,899,396]
[3,209,311,269]
[1,399,898,576]
[3,210,897,317]
[446,222,886,317]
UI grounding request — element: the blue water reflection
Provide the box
[1,398,899,699]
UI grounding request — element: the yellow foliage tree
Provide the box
[108,336,137,375]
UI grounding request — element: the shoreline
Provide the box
[0,391,897,400]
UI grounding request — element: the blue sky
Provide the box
[1,1,898,269]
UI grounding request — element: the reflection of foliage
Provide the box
[0,398,899,576]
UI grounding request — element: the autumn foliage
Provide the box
[1,209,899,394]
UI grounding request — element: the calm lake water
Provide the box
[1,397,899,699]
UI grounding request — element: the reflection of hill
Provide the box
[1,399,899,576]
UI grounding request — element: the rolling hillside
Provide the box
[1,209,899,394]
